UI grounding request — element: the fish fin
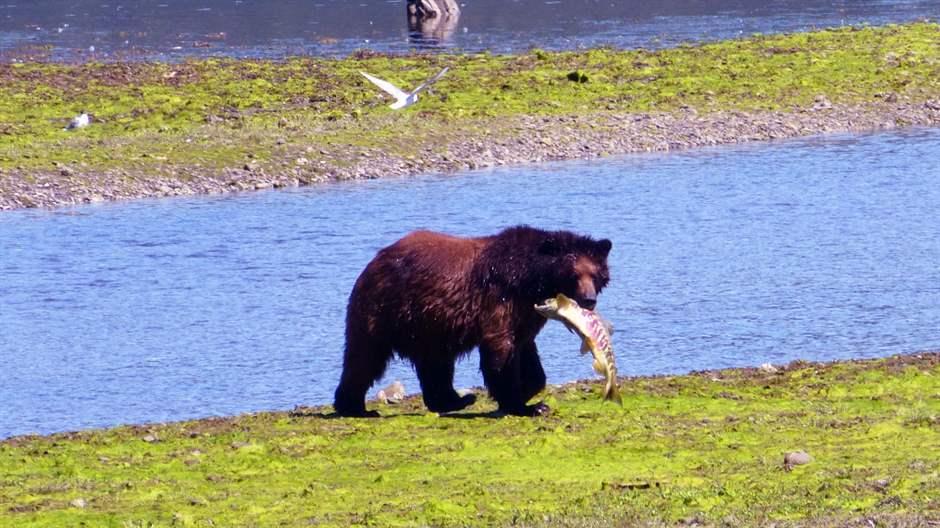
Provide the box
[580,340,591,355]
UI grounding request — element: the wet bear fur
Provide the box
[333,225,612,417]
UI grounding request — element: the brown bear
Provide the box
[333,225,612,417]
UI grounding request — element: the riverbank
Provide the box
[2,22,939,210]
[2,353,938,526]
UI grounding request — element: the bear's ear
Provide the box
[596,239,612,257]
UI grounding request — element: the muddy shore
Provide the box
[2,98,939,211]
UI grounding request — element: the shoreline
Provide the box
[3,351,935,443]
[2,99,940,211]
[2,352,937,526]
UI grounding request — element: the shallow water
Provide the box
[1,0,938,61]
[2,127,940,438]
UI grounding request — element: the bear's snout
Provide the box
[579,296,597,310]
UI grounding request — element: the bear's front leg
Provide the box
[480,337,550,417]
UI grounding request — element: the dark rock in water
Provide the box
[408,0,460,44]
[408,0,460,18]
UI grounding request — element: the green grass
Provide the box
[1,22,938,178]
[2,354,938,527]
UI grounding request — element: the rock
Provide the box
[376,381,406,404]
[567,71,589,83]
[783,450,812,470]
[758,363,778,373]
[812,95,832,111]
[69,498,87,509]
[872,478,891,492]
[142,434,158,443]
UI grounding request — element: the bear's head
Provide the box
[537,233,612,310]
[480,226,613,309]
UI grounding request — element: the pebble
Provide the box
[784,450,812,470]
[4,101,940,211]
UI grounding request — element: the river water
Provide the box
[1,0,938,61]
[2,128,940,438]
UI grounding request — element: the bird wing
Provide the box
[66,114,86,129]
[410,66,449,96]
[360,71,408,100]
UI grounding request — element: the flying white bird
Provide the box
[359,67,449,110]
[64,111,90,131]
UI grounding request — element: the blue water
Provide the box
[1,0,938,61]
[2,127,940,438]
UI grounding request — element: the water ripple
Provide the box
[2,128,940,438]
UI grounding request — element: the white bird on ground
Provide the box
[359,67,449,110]
[64,111,90,131]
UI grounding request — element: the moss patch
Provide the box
[2,353,938,526]
[1,22,939,181]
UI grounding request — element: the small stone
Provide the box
[784,450,812,470]
[566,71,589,83]
[295,157,309,166]
[69,498,87,508]
[758,363,778,373]
[872,478,891,492]
[142,434,157,443]
[811,95,832,111]
[376,381,405,404]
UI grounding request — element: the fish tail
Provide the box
[604,381,622,406]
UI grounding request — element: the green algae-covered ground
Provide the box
[2,354,938,527]
[1,23,939,176]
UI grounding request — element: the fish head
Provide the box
[534,293,581,321]
[533,296,560,317]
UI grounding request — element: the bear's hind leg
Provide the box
[413,357,476,414]
[333,334,393,417]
